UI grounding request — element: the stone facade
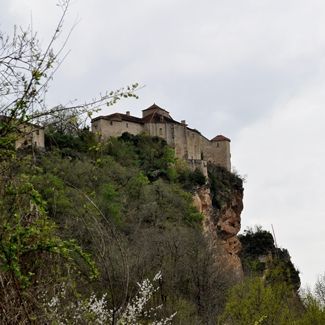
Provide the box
[91,104,231,172]
[0,115,45,149]
[15,124,45,149]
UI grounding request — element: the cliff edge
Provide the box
[193,165,244,279]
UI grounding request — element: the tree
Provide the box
[315,272,325,307]
[0,1,139,323]
[239,227,301,291]
[0,0,139,153]
[297,284,325,325]
[219,277,297,325]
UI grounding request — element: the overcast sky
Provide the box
[1,0,325,288]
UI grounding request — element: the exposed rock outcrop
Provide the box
[193,167,244,280]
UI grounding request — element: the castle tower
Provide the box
[210,135,231,171]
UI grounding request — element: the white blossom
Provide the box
[46,272,176,324]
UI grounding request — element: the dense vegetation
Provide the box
[2,129,325,324]
[217,227,325,325]
[208,163,243,209]
[239,227,301,290]
[1,130,238,324]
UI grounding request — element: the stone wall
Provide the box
[91,114,231,171]
[144,122,173,144]
[145,123,205,161]
[188,159,208,177]
[186,128,203,160]
[201,139,231,170]
[15,125,45,149]
[92,119,144,140]
[170,124,188,159]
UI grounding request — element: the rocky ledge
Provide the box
[193,167,244,279]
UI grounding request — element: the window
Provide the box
[126,123,128,128]
[159,128,163,135]
[110,121,113,125]
[36,130,39,135]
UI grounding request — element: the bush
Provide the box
[208,164,243,208]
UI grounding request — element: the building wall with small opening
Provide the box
[201,139,231,170]
[15,125,45,149]
[92,119,144,139]
[91,113,231,171]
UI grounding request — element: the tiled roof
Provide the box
[91,107,230,143]
[141,111,176,124]
[187,127,202,135]
[211,135,231,142]
[142,103,169,113]
[91,113,144,124]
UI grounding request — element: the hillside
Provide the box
[0,129,238,323]
[1,129,324,324]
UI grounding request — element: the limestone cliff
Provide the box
[193,165,244,279]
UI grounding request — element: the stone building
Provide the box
[91,104,231,173]
[0,115,45,149]
[15,123,45,149]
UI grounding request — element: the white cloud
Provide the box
[234,77,325,286]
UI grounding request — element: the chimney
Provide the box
[126,111,130,116]
[181,120,186,125]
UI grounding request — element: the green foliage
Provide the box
[266,249,301,290]
[3,124,311,323]
[296,291,325,324]
[0,120,17,151]
[315,272,325,306]
[103,136,139,167]
[208,163,243,208]
[124,171,150,200]
[239,227,301,291]
[45,127,97,156]
[99,183,122,224]
[239,226,275,260]
[219,277,297,325]
[0,2,192,321]
[23,131,232,322]
[178,166,207,191]
[0,175,98,289]
[191,167,206,185]
[3,126,314,323]
[116,132,176,180]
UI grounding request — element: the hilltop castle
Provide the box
[91,104,231,174]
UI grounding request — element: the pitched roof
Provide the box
[91,106,231,143]
[142,103,169,113]
[141,111,176,124]
[91,113,144,124]
[211,135,231,142]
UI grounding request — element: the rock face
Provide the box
[193,183,244,280]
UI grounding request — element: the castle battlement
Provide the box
[91,104,231,172]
